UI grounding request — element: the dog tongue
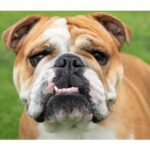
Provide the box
[54,86,79,94]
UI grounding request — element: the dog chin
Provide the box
[35,93,93,124]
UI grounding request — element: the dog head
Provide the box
[3,13,131,126]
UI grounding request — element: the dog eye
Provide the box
[91,50,109,66]
[29,51,49,67]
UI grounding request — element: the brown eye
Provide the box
[29,51,49,67]
[91,50,109,66]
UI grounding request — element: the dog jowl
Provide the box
[3,13,150,139]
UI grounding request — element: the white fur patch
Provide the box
[27,68,55,118]
[83,69,108,120]
[37,122,116,139]
[41,18,70,53]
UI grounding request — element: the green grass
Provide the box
[0,11,150,139]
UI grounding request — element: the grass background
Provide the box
[0,11,150,139]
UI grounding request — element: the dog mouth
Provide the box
[35,83,93,123]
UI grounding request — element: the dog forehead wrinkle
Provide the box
[42,18,70,53]
[75,36,93,50]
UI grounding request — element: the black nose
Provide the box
[54,54,85,69]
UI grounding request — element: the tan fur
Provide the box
[101,53,150,139]
[19,110,38,139]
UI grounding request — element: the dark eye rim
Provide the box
[91,49,109,66]
[29,51,49,67]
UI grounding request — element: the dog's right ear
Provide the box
[2,15,41,53]
[89,13,131,49]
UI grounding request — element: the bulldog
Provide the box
[2,13,150,139]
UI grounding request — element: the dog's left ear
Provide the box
[2,15,42,53]
[90,13,131,48]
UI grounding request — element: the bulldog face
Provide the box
[3,13,130,125]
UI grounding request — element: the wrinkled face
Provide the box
[5,14,127,125]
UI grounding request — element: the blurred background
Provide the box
[0,11,150,139]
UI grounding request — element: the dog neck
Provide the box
[37,121,116,139]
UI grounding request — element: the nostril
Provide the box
[73,59,81,67]
[56,58,67,67]
[73,59,84,67]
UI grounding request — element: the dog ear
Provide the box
[90,13,131,48]
[2,15,41,53]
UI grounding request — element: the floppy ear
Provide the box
[90,13,131,48]
[2,15,41,53]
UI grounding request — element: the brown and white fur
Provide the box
[2,13,150,139]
